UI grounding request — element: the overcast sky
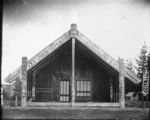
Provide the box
[2,0,150,83]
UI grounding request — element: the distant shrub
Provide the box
[3,86,15,100]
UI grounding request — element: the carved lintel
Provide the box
[69,23,78,37]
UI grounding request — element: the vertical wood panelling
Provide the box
[31,41,71,102]
[28,40,119,103]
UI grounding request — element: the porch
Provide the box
[14,24,127,108]
[27,102,120,107]
[24,38,122,107]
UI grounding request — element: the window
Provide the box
[76,80,91,98]
[60,79,70,102]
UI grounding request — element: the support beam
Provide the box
[118,58,125,108]
[71,37,75,106]
[21,57,28,107]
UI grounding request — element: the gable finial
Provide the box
[70,23,78,37]
[71,23,77,30]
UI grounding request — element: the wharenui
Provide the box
[4,24,141,107]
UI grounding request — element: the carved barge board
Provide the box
[125,68,141,84]
[4,24,141,84]
[76,32,141,84]
[4,32,71,83]
[76,32,119,71]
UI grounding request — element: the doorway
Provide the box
[59,78,70,102]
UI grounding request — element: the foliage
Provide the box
[125,43,149,94]
[126,59,136,74]
[3,85,15,100]
[135,43,148,79]
[3,78,21,101]
[135,43,149,92]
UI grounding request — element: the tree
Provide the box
[125,58,140,93]
[135,43,148,79]
[135,43,149,93]
[126,58,136,74]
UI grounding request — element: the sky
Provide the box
[2,0,150,84]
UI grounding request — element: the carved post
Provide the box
[110,75,113,102]
[118,58,125,108]
[71,37,75,106]
[70,24,77,106]
[21,57,28,107]
[32,74,36,101]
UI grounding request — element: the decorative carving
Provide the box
[4,32,70,83]
[118,58,125,108]
[69,23,78,37]
[21,57,27,107]
[77,31,141,84]
[142,56,149,96]
[4,24,141,86]
[125,68,141,83]
[77,32,119,71]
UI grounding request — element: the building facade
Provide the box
[4,24,141,108]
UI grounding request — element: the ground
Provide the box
[2,107,150,120]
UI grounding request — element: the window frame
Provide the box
[76,79,91,99]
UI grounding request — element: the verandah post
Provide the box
[71,37,75,106]
[70,23,77,106]
[118,58,125,108]
[21,57,28,107]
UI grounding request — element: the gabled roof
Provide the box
[4,24,141,84]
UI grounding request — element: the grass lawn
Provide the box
[2,107,150,120]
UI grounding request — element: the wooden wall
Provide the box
[29,40,72,102]
[75,43,114,102]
